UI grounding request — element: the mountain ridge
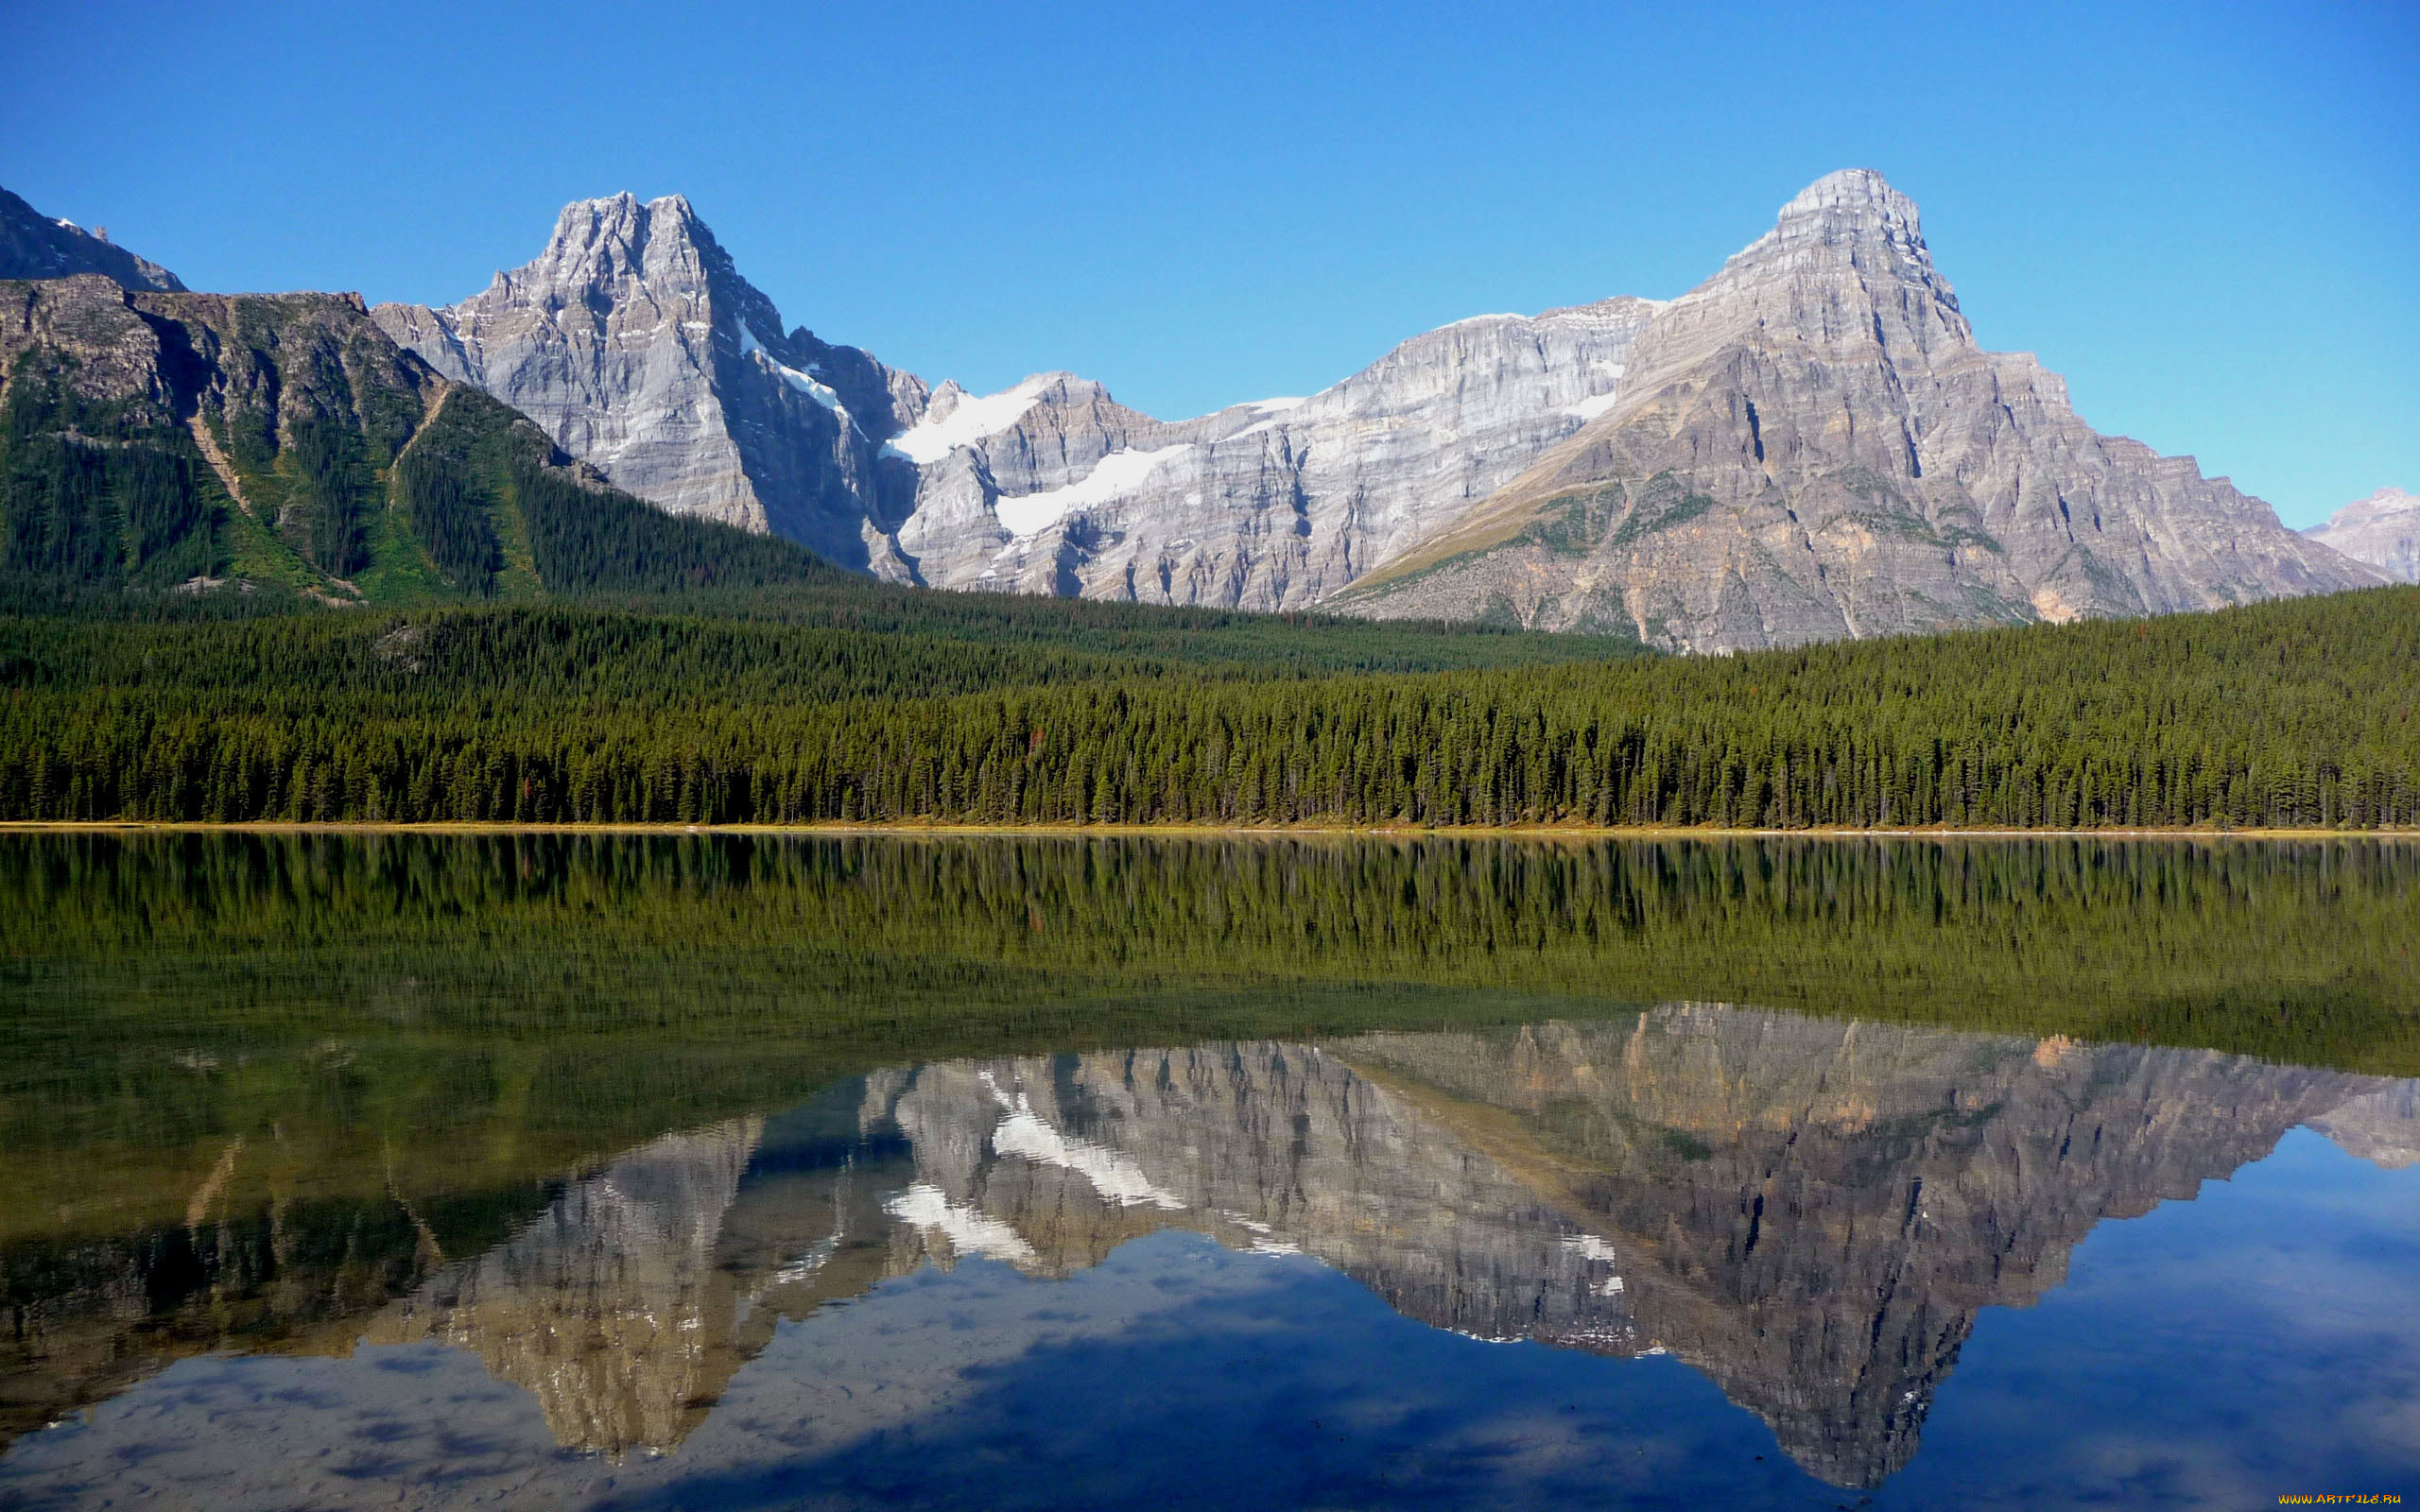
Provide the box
[0,186,185,293]
[0,174,2385,652]
[370,171,2377,651]
[1328,169,2378,647]
[0,272,834,606]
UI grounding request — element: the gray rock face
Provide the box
[0,186,184,292]
[887,301,1651,603]
[381,189,1645,601]
[1331,1013,2379,1486]
[386,176,2379,649]
[1333,171,2383,649]
[864,1046,1633,1352]
[373,194,927,570]
[2307,488,2420,582]
[2307,1079,2420,1168]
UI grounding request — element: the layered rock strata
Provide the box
[886,301,1652,603]
[375,194,928,569]
[853,1015,2390,1485]
[1333,172,2381,647]
[1328,1014,2377,1484]
[2306,487,2420,583]
[383,176,2378,648]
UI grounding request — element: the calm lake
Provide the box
[2,833,2415,1509]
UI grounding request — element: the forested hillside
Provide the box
[0,276,838,605]
[3,585,2415,829]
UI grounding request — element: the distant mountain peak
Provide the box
[2328,486,2420,523]
[1333,167,2372,647]
[516,191,730,297]
[379,178,2377,653]
[2305,487,2420,582]
[0,185,184,292]
[547,191,706,237]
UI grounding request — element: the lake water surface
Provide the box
[2,833,2415,1509]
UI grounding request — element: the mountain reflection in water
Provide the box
[4,834,2419,1508]
[13,1009,2417,1501]
[401,1013,2420,1486]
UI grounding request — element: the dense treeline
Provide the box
[392,426,503,593]
[9,832,2416,1241]
[0,594,1621,706]
[3,586,2415,828]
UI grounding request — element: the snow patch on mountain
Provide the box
[741,324,856,431]
[994,444,1194,537]
[884,376,1056,464]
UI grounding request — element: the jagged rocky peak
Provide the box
[1333,169,2379,649]
[515,195,726,321]
[2305,487,2420,583]
[1701,169,1928,288]
[1707,167,1966,335]
[374,191,925,569]
[0,184,185,292]
[385,173,2382,648]
[496,191,794,358]
[1773,166,1924,242]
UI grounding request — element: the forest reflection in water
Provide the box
[2,833,2417,1508]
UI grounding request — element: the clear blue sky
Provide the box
[6,0,2412,526]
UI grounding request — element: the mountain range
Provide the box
[1,178,2401,649]
[367,171,2385,650]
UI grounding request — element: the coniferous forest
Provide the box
[3,581,2416,829]
[7,272,2412,833]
